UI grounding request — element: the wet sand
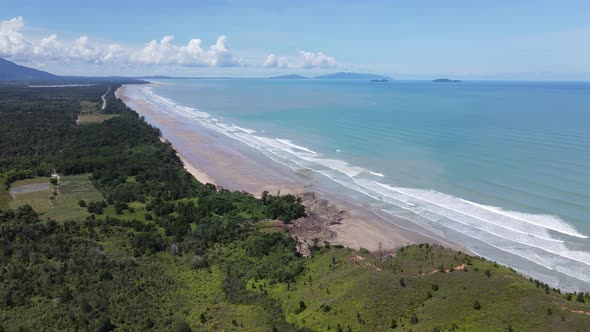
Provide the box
[117,84,460,253]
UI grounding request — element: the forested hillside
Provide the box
[0,83,589,331]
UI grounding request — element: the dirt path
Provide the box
[561,306,590,315]
[101,88,109,110]
[426,263,466,275]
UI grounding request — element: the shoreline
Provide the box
[158,136,218,186]
[116,84,461,253]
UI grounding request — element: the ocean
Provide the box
[138,79,590,291]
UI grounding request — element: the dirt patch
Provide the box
[561,306,590,315]
[289,192,346,255]
[349,254,382,272]
[426,263,466,275]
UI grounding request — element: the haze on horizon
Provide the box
[1,0,590,80]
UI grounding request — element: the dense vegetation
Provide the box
[0,83,589,331]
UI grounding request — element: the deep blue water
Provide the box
[144,79,590,290]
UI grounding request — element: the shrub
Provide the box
[473,300,481,310]
[172,320,191,332]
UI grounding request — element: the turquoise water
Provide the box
[145,79,590,290]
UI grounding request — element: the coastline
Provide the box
[159,136,218,186]
[116,84,455,253]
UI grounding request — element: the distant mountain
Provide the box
[314,72,391,80]
[0,57,58,81]
[433,78,462,83]
[137,75,176,79]
[268,74,309,79]
[136,76,233,80]
[0,58,146,84]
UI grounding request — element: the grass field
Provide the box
[77,100,117,124]
[80,100,99,114]
[8,174,103,221]
[77,113,117,124]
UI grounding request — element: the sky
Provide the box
[1,0,590,79]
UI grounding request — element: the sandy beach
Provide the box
[116,84,458,253]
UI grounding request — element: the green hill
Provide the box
[0,57,58,81]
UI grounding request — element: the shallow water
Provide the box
[137,79,590,291]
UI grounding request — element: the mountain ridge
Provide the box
[0,58,58,81]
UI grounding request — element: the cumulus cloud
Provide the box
[262,50,337,69]
[263,53,289,68]
[1,16,338,71]
[0,16,240,67]
[100,43,123,63]
[0,16,121,63]
[33,34,61,59]
[133,35,240,67]
[0,16,28,58]
[298,50,337,68]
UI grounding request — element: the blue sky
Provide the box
[2,0,590,79]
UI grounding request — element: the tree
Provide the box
[297,300,307,313]
[410,313,419,325]
[473,300,481,310]
[172,320,191,332]
[390,318,397,329]
[97,318,116,332]
[78,199,86,207]
[261,190,269,205]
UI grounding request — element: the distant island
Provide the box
[268,74,309,79]
[370,79,389,83]
[433,78,462,83]
[314,72,391,80]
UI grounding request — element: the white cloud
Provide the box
[0,16,121,64]
[1,16,339,71]
[298,50,336,68]
[0,16,241,67]
[68,36,99,62]
[99,43,123,63]
[133,34,241,67]
[263,50,337,69]
[263,53,289,68]
[33,34,61,59]
[0,16,28,58]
